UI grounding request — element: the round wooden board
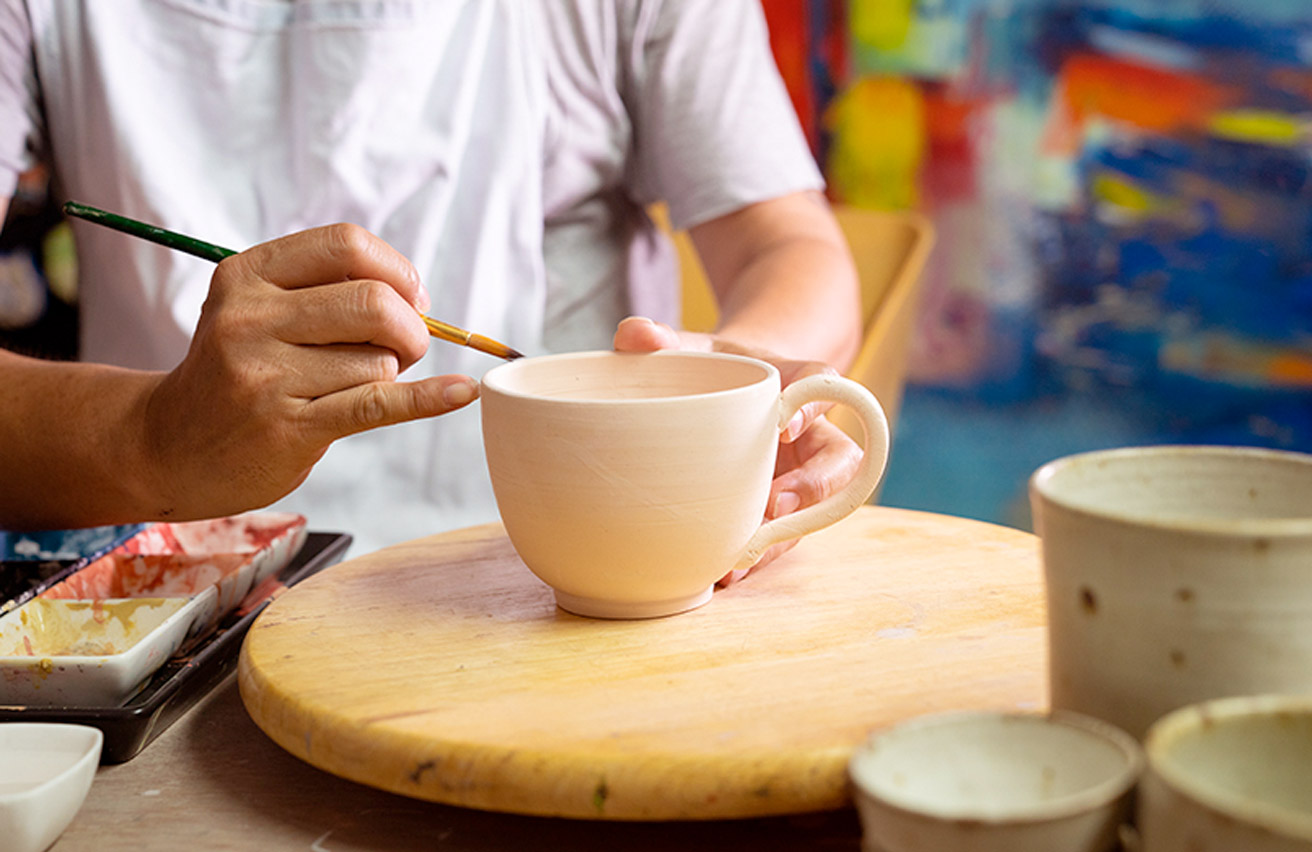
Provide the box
[237,506,1047,821]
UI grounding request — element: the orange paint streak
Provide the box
[1043,53,1243,154]
[1268,354,1312,386]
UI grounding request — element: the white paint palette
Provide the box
[0,513,306,708]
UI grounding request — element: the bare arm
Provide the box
[687,190,861,371]
[0,351,164,528]
[0,220,479,531]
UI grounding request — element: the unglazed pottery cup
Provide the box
[480,350,890,619]
[1030,445,1312,738]
[1138,695,1312,852]
[848,710,1143,852]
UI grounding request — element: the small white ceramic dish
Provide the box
[848,710,1143,852]
[0,722,102,852]
[1139,694,1312,852]
[0,591,214,707]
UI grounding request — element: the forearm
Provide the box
[712,236,860,370]
[689,192,862,371]
[0,350,166,530]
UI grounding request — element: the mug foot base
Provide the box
[553,586,713,620]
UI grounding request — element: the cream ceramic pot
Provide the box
[480,350,890,619]
[1030,445,1312,738]
[1138,695,1312,852]
[848,711,1143,852]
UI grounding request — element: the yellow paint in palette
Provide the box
[1,597,190,657]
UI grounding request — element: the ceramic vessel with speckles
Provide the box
[1139,695,1312,852]
[1030,445,1312,739]
[848,710,1143,852]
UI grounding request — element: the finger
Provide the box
[717,567,750,587]
[304,375,479,441]
[233,223,430,311]
[769,419,863,513]
[782,398,838,443]
[776,360,842,442]
[264,278,430,369]
[717,421,859,586]
[716,536,803,586]
[613,316,711,352]
[717,536,802,586]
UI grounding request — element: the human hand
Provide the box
[142,224,478,520]
[613,316,864,584]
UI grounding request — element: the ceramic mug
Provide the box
[1029,445,1312,738]
[480,350,890,619]
[848,710,1143,852]
[1138,695,1312,851]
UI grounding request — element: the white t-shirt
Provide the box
[0,0,822,554]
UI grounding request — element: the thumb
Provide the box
[308,375,479,440]
[613,315,713,353]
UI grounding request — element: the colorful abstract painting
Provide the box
[798,0,1312,454]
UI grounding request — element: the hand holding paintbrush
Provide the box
[45,205,492,522]
[63,202,523,361]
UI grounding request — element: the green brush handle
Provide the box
[63,201,236,263]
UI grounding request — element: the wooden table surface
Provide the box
[50,506,1045,849]
[50,675,866,852]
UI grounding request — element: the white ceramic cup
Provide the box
[1138,695,1312,852]
[848,710,1143,852]
[1029,445,1312,739]
[0,722,103,852]
[480,350,890,619]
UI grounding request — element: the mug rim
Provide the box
[1144,694,1312,841]
[847,709,1144,826]
[1029,445,1312,537]
[480,349,779,404]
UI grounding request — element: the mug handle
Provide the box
[731,374,891,573]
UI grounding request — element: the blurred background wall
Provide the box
[763,0,1312,528]
[0,165,76,361]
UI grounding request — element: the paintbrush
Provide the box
[62,201,524,361]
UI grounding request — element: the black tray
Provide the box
[0,530,353,762]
